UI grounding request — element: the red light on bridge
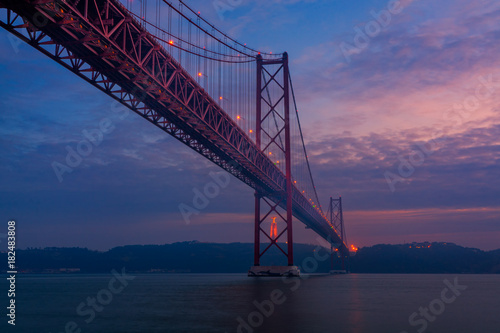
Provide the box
[219,96,223,100]
[237,115,241,120]
[249,129,253,133]
[351,245,358,252]
[198,72,203,77]
[169,40,174,45]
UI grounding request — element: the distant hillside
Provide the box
[1,241,499,274]
[1,242,332,274]
[350,242,500,274]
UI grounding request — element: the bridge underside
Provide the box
[0,0,349,259]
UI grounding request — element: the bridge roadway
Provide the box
[0,0,349,255]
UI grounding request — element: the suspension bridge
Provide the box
[0,0,351,275]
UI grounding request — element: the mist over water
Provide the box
[1,273,499,332]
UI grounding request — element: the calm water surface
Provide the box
[1,273,499,332]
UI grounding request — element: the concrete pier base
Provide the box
[248,266,300,277]
[329,270,348,275]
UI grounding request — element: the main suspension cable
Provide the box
[289,71,324,216]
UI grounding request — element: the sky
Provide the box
[0,0,499,251]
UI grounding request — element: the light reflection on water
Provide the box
[1,273,499,332]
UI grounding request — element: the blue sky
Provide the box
[1,0,499,250]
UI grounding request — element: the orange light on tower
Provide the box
[169,40,174,45]
[270,217,278,239]
[237,115,241,120]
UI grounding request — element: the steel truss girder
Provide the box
[0,0,282,192]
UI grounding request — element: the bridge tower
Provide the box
[249,53,299,277]
[329,196,349,273]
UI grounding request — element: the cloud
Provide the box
[288,0,500,138]
[306,120,500,212]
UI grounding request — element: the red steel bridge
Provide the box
[0,0,350,271]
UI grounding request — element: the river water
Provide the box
[1,273,498,332]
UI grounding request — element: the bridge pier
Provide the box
[248,265,300,277]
